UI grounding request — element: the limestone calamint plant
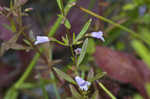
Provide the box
[3,0,119,99]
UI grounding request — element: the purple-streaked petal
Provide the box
[91,31,105,42]
[74,48,82,55]
[34,36,50,45]
[75,76,91,91]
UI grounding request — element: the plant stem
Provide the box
[39,75,49,99]
[98,81,116,99]
[50,72,61,99]
[15,52,40,88]
[76,6,149,44]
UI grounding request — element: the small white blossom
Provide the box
[75,76,91,91]
[91,31,105,42]
[34,36,50,45]
[74,48,82,55]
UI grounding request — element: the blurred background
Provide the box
[0,0,150,99]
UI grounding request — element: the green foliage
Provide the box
[146,83,150,97]
[4,90,19,99]
[64,18,71,29]
[133,94,143,99]
[53,67,76,84]
[87,38,96,54]
[56,0,64,14]
[73,19,92,44]
[131,40,150,67]
[69,85,83,99]
[3,0,150,99]
[89,72,106,82]
[77,38,88,67]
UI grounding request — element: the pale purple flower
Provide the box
[34,36,50,45]
[74,48,82,55]
[75,76,91,91]
[91,31,105,42]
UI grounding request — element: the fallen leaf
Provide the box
[94,46,150,99]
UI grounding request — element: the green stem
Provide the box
[14,52,41,88]
[77,6,148,44]
[5,0,76,98]
[98,81,116,99]
[39,75,49,99]
[50,72,61,99]
[70,45,76,65]
[48,0,77,37]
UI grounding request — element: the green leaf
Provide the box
[50,37,66,46]
[87,68,94,81]
[131,40,150,67]
[53,67,76,84]
[61,35,69,46]
[123,3,137,11]
[56,0,64,14]
[73,19,92,44]
[89,72,106,82]
[77,38,88,67]
[19,83,37,89]
[73,32,76,42]
[133,94,143,99]
[140,28,150,46]
[4,89,19,99]
[64,19,71,29]
[69,84,83,99]
[133,0,144,5]
[87,38,96,54]
[146,83,150,97]
[48,0,77,37]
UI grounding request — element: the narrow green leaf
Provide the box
[73,32,76,42]
[77,38,88,67]
[53,67,76,84]
[61,35,69,46]
[48,0,77,37]
[51,37,66,46]
[69,84,83,99]
[64,19,71,29]
[133,94,143,99]
[4,89,19,99]
[74,19,92,44]
[23,39,32,46]
[87,68,94,81]
[56,0,64,14]
[131,40,150,67]
[87,38,96,54]
[19,83,37,89]
[146,83,150,97]
[89,72,106,82]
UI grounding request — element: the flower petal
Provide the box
[34,36,50,45]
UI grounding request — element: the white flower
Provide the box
[91,31,105,42]
[34,36,50,45]
[74,48,82,55]
[75,76,91,91]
